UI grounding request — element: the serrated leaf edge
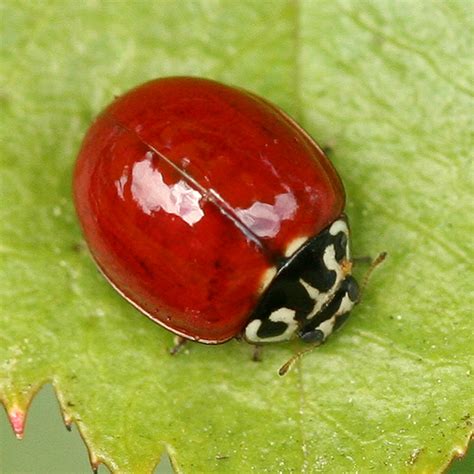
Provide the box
[1,380,177,473]
[1,377,472,474]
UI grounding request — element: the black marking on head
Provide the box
[258,278,315,322]
[256,320,289,339]
[300,261,336,293]
[245,216,355,342]
[298,275,359,341]
[334,232,348,262]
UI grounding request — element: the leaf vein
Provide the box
[341,5,474,99]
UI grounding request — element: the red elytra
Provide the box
[73,77,347,344]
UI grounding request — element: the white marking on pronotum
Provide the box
[318,317,336,339]
[329,219,348,236]
[269,307,297,325]
[338,293,354,315]
[300,279,320,300]
[302,282,331,320]
[245,308,297,343]
[235,192,297,238]
[323,245,339,272]
[304,240,349,320]
[130,152,204,226]
[244,320,262,342]
[259,267,277,293]
[284,236,308,257]
[317,293,354,339]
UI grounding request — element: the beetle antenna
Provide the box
[278,345,319,376]
[359,251,387,299]
[279,252,387,376]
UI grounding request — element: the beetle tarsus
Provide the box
[169,336,187,355]
[251,345,263,362]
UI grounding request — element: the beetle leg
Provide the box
[169,336,188,355]
[251,344,263,362]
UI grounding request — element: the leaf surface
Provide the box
[1,1,472,472]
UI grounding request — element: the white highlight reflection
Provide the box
[235,192,297,238]
[117,152,297,235]
[130,152,204,226]
[115,167,128,199]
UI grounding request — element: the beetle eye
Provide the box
[346,275,360,302]
[299,328,325,344]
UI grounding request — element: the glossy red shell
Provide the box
[73,77,344,343]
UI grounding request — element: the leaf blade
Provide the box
[1,0,472,472]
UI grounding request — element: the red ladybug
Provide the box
[74,77,360,350]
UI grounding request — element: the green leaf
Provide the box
[1,0,472,472]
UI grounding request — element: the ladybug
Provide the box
[74,77,365,360]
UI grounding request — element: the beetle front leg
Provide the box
[251,344,263,362]
[169,336,188,355]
